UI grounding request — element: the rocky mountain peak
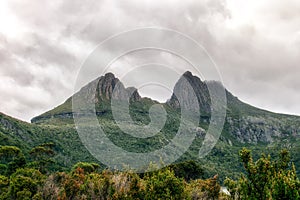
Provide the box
[97,72,119,100]
[92,72,141,102]
[182,71,193,78]
[168,71,211,115]
[30,71,300,148]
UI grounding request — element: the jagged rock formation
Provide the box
[31,73,141,123]
[74,72,141,104]
[1,71,300,181]
[96,72,141,102]
[31,71,300,145]
[167,71,211,115]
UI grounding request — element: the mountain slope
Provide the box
[0,112,98,171]
[1,71,299,180]
[32,71,300,144]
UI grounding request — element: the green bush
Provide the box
[186,175,220,200]
[144,168,186,200]
[225,148,300,200]
[8,168,44,199]
[71,162,100,174]
[169,160,204,182]
[0,146,26,176]
[28,143,56,174]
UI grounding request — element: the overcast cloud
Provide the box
[0,0,299,121]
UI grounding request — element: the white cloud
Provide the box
[0,0,299,121]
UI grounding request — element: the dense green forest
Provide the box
[0,144,299,199]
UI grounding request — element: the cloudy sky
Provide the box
[0,0,299,122]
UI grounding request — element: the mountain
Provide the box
[0,112,98,173]
[1,71,299,180]
[31,72,147,124]
[32,71,300,143]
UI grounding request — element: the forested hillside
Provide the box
[0,71,299,199]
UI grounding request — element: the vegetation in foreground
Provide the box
[0,143,299,199]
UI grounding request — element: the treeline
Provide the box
[0,144,299,199]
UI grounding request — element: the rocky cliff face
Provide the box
[31,71,300,146]
[31,72,141,123]
[96,73,141,102]
[226,115,300,144]
[167,71,211,115]
[167,71,300,144]
[78,72,141,103]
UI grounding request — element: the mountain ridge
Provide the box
[31,71,300,145]
[0,71,299,180]
[31,70,299,123]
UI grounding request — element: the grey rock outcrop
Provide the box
[167,71,211,115]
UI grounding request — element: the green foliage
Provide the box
[71,162,100,174]
[144,168,186,200]
[110,171,144,199]
[83,171,114,199]
[169,160,204,182]
[1,106,300,184]
[0,145,298,199]
[8,168,45,200]
[225,148,300,200]
[0,146,26,176]
[186,175,220,200]
[39,172,69,199]
[28,143,56,174]
[0,175,9,199]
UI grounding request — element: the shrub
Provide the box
[144,168,186,200]
[186,175,220,200]
[111,171,144,199]
[71,162,100,174]
[0,146,26,176]
[225,148,300,199]
[169,160,204,182]
[8,168,44,199]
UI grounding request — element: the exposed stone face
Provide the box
[32,73,142,123]
[167,71,300,145]
[74,72,141,104]
[97,73,119,100]
[226,116,300,144]
[0,116,32,143]
[96,73,141,102]
[0,117,16,131]
[168,71,211,114]
[31,71,300,146]
[126,87,141,102]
